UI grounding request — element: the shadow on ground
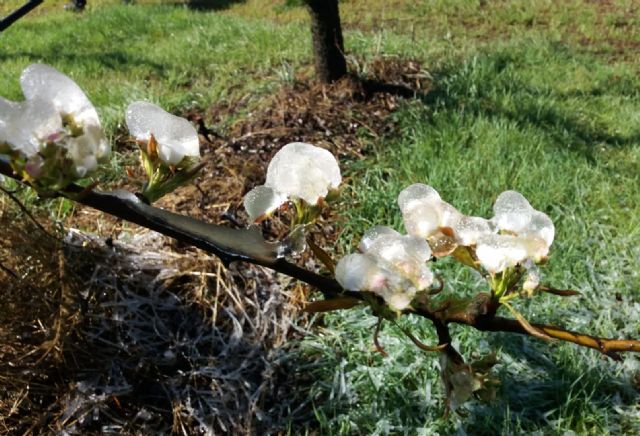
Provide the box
[177,0,246,11]
[0,217,310,434]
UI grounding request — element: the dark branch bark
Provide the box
[0,160,345,297]
[305,0,347,83]
[0,0,43,33]
[1,160,639,359]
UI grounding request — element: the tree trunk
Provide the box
[305,0,347,83]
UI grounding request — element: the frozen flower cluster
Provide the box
[336,183,555,311]
[243,142,341,222]
[399,184,554,275]
[335,226,434,311]
[398,183,492,257]
[0,64,109,188]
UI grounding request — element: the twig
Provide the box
[373,317,388,357]
[392,319,447,353]
[0,0,43,33]
[0,261,18,279]
[0,160,638,360]
[0,184,56,239]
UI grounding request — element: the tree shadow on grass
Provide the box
[171,0,246,11]
[0,51,166,76]
[421,50,640,161]
[363,45,639,162]
[464,332,640,434]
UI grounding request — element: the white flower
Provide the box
[0,64,109,178]
[243,142,341,222]
[21,64,102,130]
[490,190,555,260]
[475,234,534,274]
[243,186,288,224]
[335,226,434,311]
[398,183,479,256]
[398,183,446,238]
[398,185,554,275]
[398,184,463,236]
[126,101,200,166]
[453,215,493,246]
[398,183,495,248]
[0,97,61,157]
[474,190,555,274]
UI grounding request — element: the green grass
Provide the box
[300,39,640,435]
[1,1,639,434]
[0,4,309,134]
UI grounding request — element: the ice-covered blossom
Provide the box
[475,234,544,274]
[476,190,554,273]
[0,64,109,179]
[243,142,341,222]
[399,183,494,256]
[335,226,434,311]
[125,101,200,166]
[398,184,554,275]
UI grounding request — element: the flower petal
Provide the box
[397,183,441,213]
[453,215,493,246]
[475,234,530,274]
[126,101,200,165]
[243,185,287,222]
[493,190,533,234]
[20,64,100,127]
[264,142,341,205]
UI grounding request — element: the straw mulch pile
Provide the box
[0,57,429,434]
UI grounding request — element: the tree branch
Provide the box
[0,160,346,298]
[465,316,638,361]
[1,160,639,359]
[0,0,43,33]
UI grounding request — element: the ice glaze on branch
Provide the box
[0,160,638,359]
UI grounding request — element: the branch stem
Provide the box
[1,160,639,360]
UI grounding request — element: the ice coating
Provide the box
[493,190,534,234]
[335,226,434,310]
[20,64,100,127]
[453,215,493,246]
[523,210,555,248]
[335,253,387,293]
[398,183,441,212]
[439,202,463,229]
[65,124,109,177]
[243,142,341,223]
[0,64,110,179]
[522,260,540,293]
[475,234,535,274]
[126,101,200,165]
[398,183,464,243]
[243,185,287,222]
[402,202,441,238]
[358,225,400,252]
[0,98,19,145]
[2,98,62,157]
[265,142,341,205]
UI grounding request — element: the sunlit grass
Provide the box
[0,1,638,433]
[300,38,640,434]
